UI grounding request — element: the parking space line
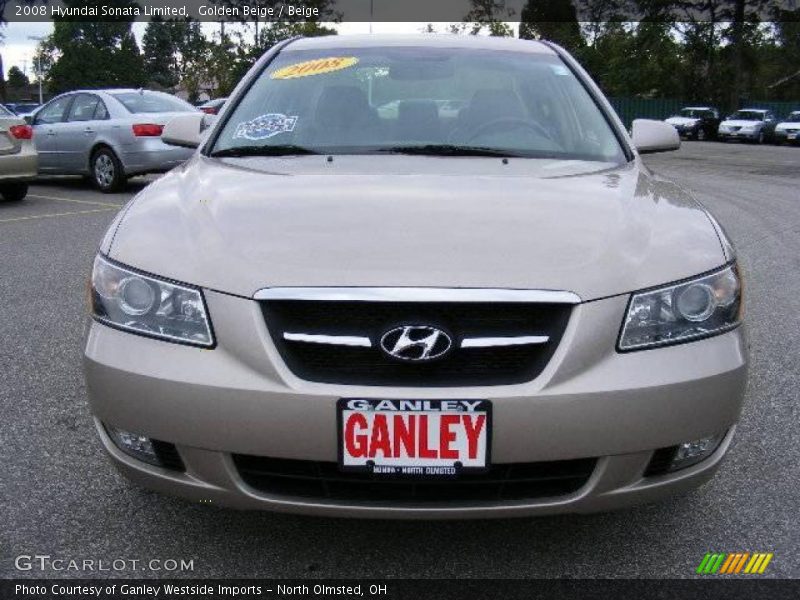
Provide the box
[28,193,123,208]
[0,208,115,224]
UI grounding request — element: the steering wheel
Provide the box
[464,117,554,144]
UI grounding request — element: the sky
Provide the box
[1,21,457,79]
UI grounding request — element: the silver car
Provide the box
[84,35,747,518]
[31,89,196,192]
[717,108,777,144]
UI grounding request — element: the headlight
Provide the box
[90,255,214,347]
[618,264,741,351]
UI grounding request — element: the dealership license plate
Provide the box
[338,398,491,476]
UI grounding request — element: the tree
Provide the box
[210,0,334,52]
[463,0,514,36]
[46,0,146,94]
[33,37,57,87]
[0,23,6,102]
[7,66,28,89]
[142,17,180,89]
[519,0,584,53]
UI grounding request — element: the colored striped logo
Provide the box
[696,552,774,575]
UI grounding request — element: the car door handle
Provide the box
[84,128,95,134]
[46,130,56,136]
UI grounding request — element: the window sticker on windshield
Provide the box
[271,56,359,80]
[233,113,298,140]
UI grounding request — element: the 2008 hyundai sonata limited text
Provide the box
[83,35,747,518]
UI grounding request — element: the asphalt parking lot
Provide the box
[2,141,798,579]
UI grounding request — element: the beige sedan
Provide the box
[84,35,746,518]
[0,110,37,201]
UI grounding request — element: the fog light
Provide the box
[645,432,727,476]
[106,426,162,466]
[105,425,185,471]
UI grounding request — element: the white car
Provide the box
[717,108,777,144]
[774,111,800,145]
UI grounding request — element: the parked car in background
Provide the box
[717,109,777,144]
[0,113,38,202]
[664,106,720,140]
[30,89,198,192]
[774,111,800,145]
[199,97,228,115]
[7,102,41,120]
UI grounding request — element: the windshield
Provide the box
[111,91,195,114]
[731,111,764,121]
[785,112,800,123]
[210,47,625,162]
[12,103,39,113]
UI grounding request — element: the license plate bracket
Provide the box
[337,398,492,477]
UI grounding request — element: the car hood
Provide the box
[665,117,699,126]
[107,155,726,301]
[720,119,762,128]
[776,121,800,131]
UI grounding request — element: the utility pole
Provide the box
[27,35,45,104]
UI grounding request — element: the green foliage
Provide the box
[520,1,800,110]
[46,0,145,94]
[464,0,514,37]
[142,17,208,98]
[7,66,29,88]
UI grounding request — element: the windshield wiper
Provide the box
[375,144,522,157]
[209,145,319,158]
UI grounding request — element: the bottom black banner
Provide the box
[3,579,800,600]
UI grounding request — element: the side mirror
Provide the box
[162,113,204,149]
[631,119,681,154]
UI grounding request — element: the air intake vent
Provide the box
[233,455,596,503]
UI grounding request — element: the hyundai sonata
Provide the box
[84,35,747,518]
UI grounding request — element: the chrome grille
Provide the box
[259,290,575,387]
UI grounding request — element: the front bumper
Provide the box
[672,125,698,137]
[774,130,799,144]
[718,130,759,141]
[84,290,748,518]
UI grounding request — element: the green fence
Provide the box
[609,97,800,128]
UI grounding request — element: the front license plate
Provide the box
[338,398,491,476]
[788,133,797,140]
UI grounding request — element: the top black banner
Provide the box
[2,0,800,23]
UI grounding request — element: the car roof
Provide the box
[738,108,768,112]
[64,89,169,95]
[683,106,714,110]
[287,34,556,55]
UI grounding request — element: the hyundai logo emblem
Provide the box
[379,325,452,362]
